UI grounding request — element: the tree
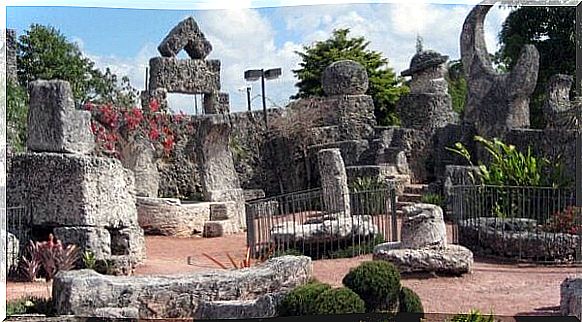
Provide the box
[446,60,468,117]
[6,80,29,152]
[17,24,137,107]
[292,28,409,126]
[494,6,575,128]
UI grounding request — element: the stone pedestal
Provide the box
[373,203,473,275]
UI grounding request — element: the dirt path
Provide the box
[8,234,580,317]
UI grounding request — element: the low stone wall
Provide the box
[52,256,313,319]
[458,217,579,262]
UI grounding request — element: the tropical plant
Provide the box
[82,250,97,270]
[446,136,570,188]
[19,234,80,282]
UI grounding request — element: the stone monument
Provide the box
[7,80,146,275]
[142,17,231,115]
[397,49,458,131]
[460,4,539,139]
[373,203,473,275]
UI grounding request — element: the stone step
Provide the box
[404,184,429,195]
[398,193,422,203]
[395,201,416,210]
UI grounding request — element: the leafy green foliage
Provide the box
[420,193,444,208]
[7,296,54,316]
[6,80,29,152]
[342,260,401,312]
[398,287,424,314]
[495,6,575,129]
[446,136,570,188]
[350,177,389,216]
[292,28,409,126]
[447,309,496,322]
[17,24,137,107]
[312,287,366,315]
[278,282,333,316]
[446,60,467,117]
[82,250,97,270]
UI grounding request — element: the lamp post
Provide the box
[244,68,282,126]
[246,86,252,112]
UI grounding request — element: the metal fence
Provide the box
[245,187,398,259]
[6,206,30,277]
[449,185,581,263]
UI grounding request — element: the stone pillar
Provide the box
[27,80,95,154]
[317,148,351,217]
[140,88,169,113]
[6,29,18,84]
[195,115,246,228]
[120,139,160,198]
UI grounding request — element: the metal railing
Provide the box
[450,185,581,263]
[6,206,30,277]
[245,187,397,260]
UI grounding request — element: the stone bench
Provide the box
[52,256,313,319]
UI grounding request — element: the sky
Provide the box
[6,2,513,114]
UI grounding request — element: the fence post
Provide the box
[245,203,256,258]
[390,188,398,242]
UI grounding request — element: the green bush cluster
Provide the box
[279,260,424,317]
[278,282,332,316]
[342,261,401,312]
[312,287,366,315]
[7,296,54,316]
[398,287,424,313]
[447,309,496,322]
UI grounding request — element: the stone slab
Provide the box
[136,197,210,237]
[373,243,473,275]
[52,256,313,319]
[148,57,220,94]
[7,153,138,229]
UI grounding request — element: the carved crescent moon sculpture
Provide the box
[460,4,539,138]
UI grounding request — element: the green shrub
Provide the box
[342,260,401,312]
[278,282,332,316]
[448,309,496,322]
[7,296,54,316]
[312,287,366,315]
[6,80,29,153]
[420,193,444,208]
[398,287,423,313]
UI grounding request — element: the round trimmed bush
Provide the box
[312,287,366,315]
[278,282,332,316]
[342,260,401,312]
[398,287,423,313]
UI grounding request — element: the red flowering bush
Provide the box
[84,99,193,159]
[544,206,581,235]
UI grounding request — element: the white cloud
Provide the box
[83,3,514,113]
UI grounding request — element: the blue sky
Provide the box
[6,3,512,114]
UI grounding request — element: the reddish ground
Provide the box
[7,234,581,318]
